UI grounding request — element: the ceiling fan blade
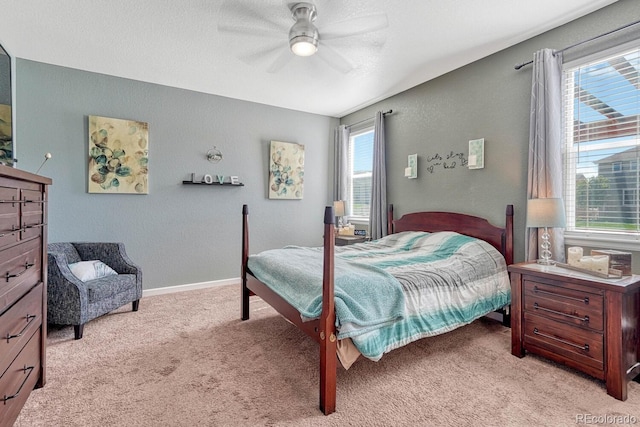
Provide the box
[266,49,294,73]
[238,43,287,65]
[321,14,388,40]
[217,23,286,39]
[217,1,290,37]
[316,44,353,74]
[219,1,289,31]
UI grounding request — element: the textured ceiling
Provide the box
[0,0,618,117]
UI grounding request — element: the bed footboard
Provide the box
[240,205,338,415]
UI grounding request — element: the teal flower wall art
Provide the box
[268,140,304,200]
[88,115,149,194]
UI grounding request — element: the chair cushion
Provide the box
[69,260,117,282]
[86,274,138,303]
[48,242,82,264]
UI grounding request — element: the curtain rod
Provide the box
[345,109,393,128]
[514,19,640,70]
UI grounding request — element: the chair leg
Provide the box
[74,324,84,340]
[132,300,139,311]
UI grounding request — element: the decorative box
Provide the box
[590,249,632,276]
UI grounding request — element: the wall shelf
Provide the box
[182,180,244,187]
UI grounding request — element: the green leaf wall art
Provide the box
[268,140,304,200]
[88,115,149,194]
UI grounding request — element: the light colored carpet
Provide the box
[15,284,640,427]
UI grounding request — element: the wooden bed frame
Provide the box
[241,204,514,415]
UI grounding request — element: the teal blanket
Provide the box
[247,245,406,338]
[248,231,510,362]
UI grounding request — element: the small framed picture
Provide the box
[468,138,484,170]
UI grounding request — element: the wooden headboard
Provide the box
[387,204,514,265]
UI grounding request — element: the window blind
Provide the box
[348,129,374,218]
[563,45,640,235]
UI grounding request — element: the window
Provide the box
[563,43,640,246]
[612,162,623,172]
[623,189,638,207]
[347,127,374,220]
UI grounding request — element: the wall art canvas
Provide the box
[468,138,485,170]
[268,140,304,199]
[88,115,149,194]
[0,104,12,166]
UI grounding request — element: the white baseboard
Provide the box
[142,277,240,298]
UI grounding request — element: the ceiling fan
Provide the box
[217,1,388,74]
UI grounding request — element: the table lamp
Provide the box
[333,200,345,229]
[526,198,566,265]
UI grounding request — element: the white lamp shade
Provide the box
[290,38,317,56]
[526,198,566,228]
[333,200,345,217]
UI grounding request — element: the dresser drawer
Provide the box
[0,238,42,312]
[0,329,41,427]
[20,189,45,241]
[0,187,19,251]
[524,312,604,371]
[0,283,42,374]
[524,280,603,331]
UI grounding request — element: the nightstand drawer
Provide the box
[524,312,604,371]
[524,280,603,331]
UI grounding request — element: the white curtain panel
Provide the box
[333,125,350,211]
[526,49,565,263]
[369,111,387,240]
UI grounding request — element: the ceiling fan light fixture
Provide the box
[290,35,318,56]
[289,2,319,57]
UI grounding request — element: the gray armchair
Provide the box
[47,242,142,339]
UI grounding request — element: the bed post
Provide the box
[504,204,514,266]
[241,204,250,321]
[387,204,394,235]
[502,204,515,328]
[319,206,337,415]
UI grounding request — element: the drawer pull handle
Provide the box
[533,328,590,351]
[0,223,45,238]
[533,286,589,305]
[24,223,45,230]
[533,303,590,323]
[2,365,35,405]
[6,314,37,342]
[0,196,19,206]
[5,262,35,282]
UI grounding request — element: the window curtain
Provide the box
[369,111,387,240]
[526,49,565,262]
[333,124,350,211]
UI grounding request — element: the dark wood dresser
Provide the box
[0,165,51,426]
[509,262,640,401]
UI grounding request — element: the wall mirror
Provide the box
[0,43,13,166]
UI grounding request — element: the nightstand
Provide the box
[509,262,640,401]
[335,235,367,246]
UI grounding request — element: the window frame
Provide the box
[562,40,640,251]
[346,126,374,224]
[623,188,638,207]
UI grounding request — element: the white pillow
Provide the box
[68,260,117,282]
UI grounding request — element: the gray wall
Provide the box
[11,0,640,289]
[341,0,640,268]
[15,61,337,289]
